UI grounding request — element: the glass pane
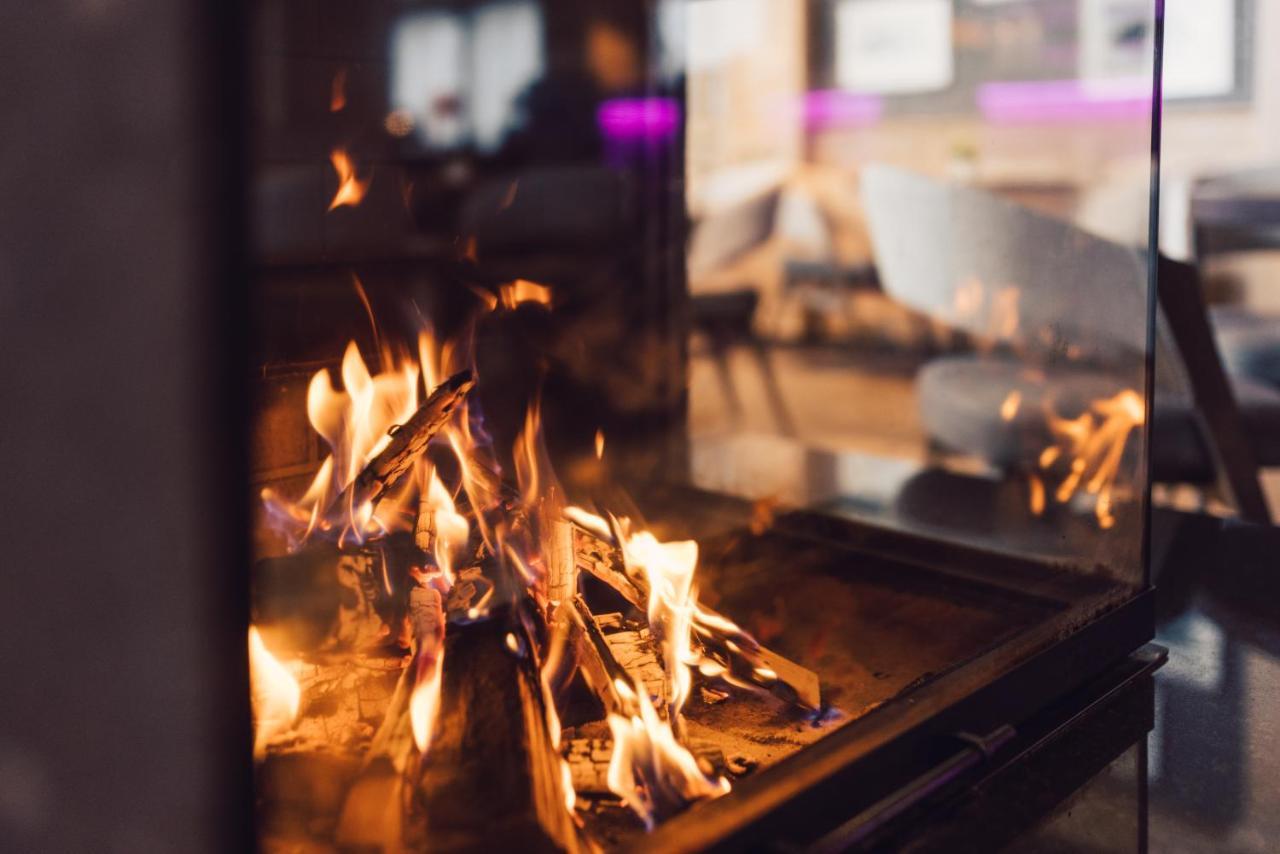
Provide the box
[245,0,1158,848]
[684,0,1156,592]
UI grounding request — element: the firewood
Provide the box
[324,369,475,526]
[405,611,584,852]
[571,521,822,712]
[542,512,576,607]
[333,584,445,850]
[562,600,630,715]
[602,625,668,712]
[564,737,728,796]
[259,653,403,844]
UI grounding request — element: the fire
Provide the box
[261,341,420,546]
[618,527,700,718]
[408,577,448,754]
[255,305,809,838]
[538,622,580,816]
[1000,389,1022,422]
[1028,473,1046,516]
[1039,389,1144,529]
[422,466,469,584]
[328,148,370,211]
[606,679,729,829]
[409,656,444,754]
[248,626,301,757]
[330,66,347,112]
[498,279,552,309]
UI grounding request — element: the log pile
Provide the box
[253,369,825,851]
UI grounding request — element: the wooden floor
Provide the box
[689,344,926,463]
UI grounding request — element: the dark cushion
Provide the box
[918,355,1280,483]
[1211,307,1280,389]
[1153,377,1280,480]
[917,356,1125,469]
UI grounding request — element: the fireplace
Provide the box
[243,1,1162,850]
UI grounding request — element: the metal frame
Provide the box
[639,589,1154,852]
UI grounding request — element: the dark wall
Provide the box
[0,3,250,851]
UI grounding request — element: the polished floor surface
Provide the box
[690,341,1280,852]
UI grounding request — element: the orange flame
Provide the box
[408,581,447,754]
[248,626,301,757]
[1000,389,1022,422]
[261,341,420,546]
[594,429,605,460]
[499,279,552,309]
[1028,473,1046,516]
[618,527,700,719]
[328,148,370,211]
[606,679,729,829]
[422,466,469,584]
[409,657,444,754]
[539,621,580,816]
[1040,389,1144,529]
[330,66,348,112]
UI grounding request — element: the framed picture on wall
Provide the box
[834,0,955,95]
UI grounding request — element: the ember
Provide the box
[327,147,370,211]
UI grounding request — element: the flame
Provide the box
[539,621,580,817]
[409,580,448,754]
[618,527,700,718]
[500,179,519,210]
[330,66,347,112]
[328,148,370,211]
[261,341,420,547]
[1039,389,1144,529]
[1000,389,1022,422]
[606,679,729,829]
[422,466,469,584]
[514,398,560,512]
[248,626,301,757]
[594,429,605,460]
[409,654,444,754]
[498,279,552,309]
[1028,473,1046,516]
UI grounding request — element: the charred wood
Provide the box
[564,737,727,796]
[405,612,583,852]
[324,369,474,525]
[571,522,822,712]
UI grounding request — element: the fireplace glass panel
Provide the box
[246,0,1158,848]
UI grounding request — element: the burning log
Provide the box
[542,513,577,606]
[565,737,728,796]
[333,583,446,850]
[602,623,668,712]
[571,519,822,712]
[405,611,584,852]
[323,369,475,526]
[562,601,630,715]
[257,651,403,845]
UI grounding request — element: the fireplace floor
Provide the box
[570,517,1074,845]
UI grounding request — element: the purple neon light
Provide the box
[977,80,1152,124]
[803,90,883,130]
[596,97,680,140]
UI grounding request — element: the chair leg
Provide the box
[749,340,797,437]
[709,337,744,427]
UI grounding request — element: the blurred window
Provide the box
[392,2,544,152]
